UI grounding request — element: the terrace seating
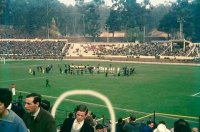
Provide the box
[0,40,198,62]
[0,40,66,59]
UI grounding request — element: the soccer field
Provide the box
[0,59,199,128]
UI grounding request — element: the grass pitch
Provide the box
[0,60,199,127]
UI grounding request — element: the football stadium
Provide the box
[0,40,199,130]
[0,0,200,132]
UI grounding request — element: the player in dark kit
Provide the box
[46,79,50,87]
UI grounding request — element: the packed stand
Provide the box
[0,41,67,59]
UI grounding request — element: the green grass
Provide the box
[0,60,200,128]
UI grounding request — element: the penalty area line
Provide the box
[191,92,200,97]
[16,90,150,115]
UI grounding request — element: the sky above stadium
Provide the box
[58,0,176,6]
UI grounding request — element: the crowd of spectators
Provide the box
[0,41,67,59]
[71,43,168,56]
[1,88,198,132]
[67,42,198,58]
[0,41,199,61]
[58,111,198,132]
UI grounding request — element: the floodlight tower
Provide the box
[177,17,184,40]
[105,24,109,43]
[46,1,49,39]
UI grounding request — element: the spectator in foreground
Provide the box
[192,127,198,132]
[0,88,28,132]
[123,115,141,132]
[23,93,56,132]
[95,123,105,132]
[153,121,170,132]
[60,104,94,132]
[173,119,191,132]
[141,120,154,132]
[85,111,97,127]
[116,117,124,132]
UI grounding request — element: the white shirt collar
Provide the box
[32,107,40,119]
[72,118,84,130]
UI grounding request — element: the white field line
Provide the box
[156,113,199,123]
[193,95,200,97]
[14,90,199,121]
[191,92,200,96]
[0,75,63,83]
[16,90,150,115]
[2,58,200,66]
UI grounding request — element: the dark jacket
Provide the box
[116,122,124,132]
[140,123,153,132]
[123,122,141,132]
[60,118,94,132]
[23,108,57,132]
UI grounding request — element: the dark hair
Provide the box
[129,115,136,121]
[174,119,191,132]
[26,93,41,106]
[147,120,154,125]
[92,114,96,119]
[74,104,88,115]
[0,88,12,108]
[118,117,123,123]
[68,112,74,118]
[95,124,104,130]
